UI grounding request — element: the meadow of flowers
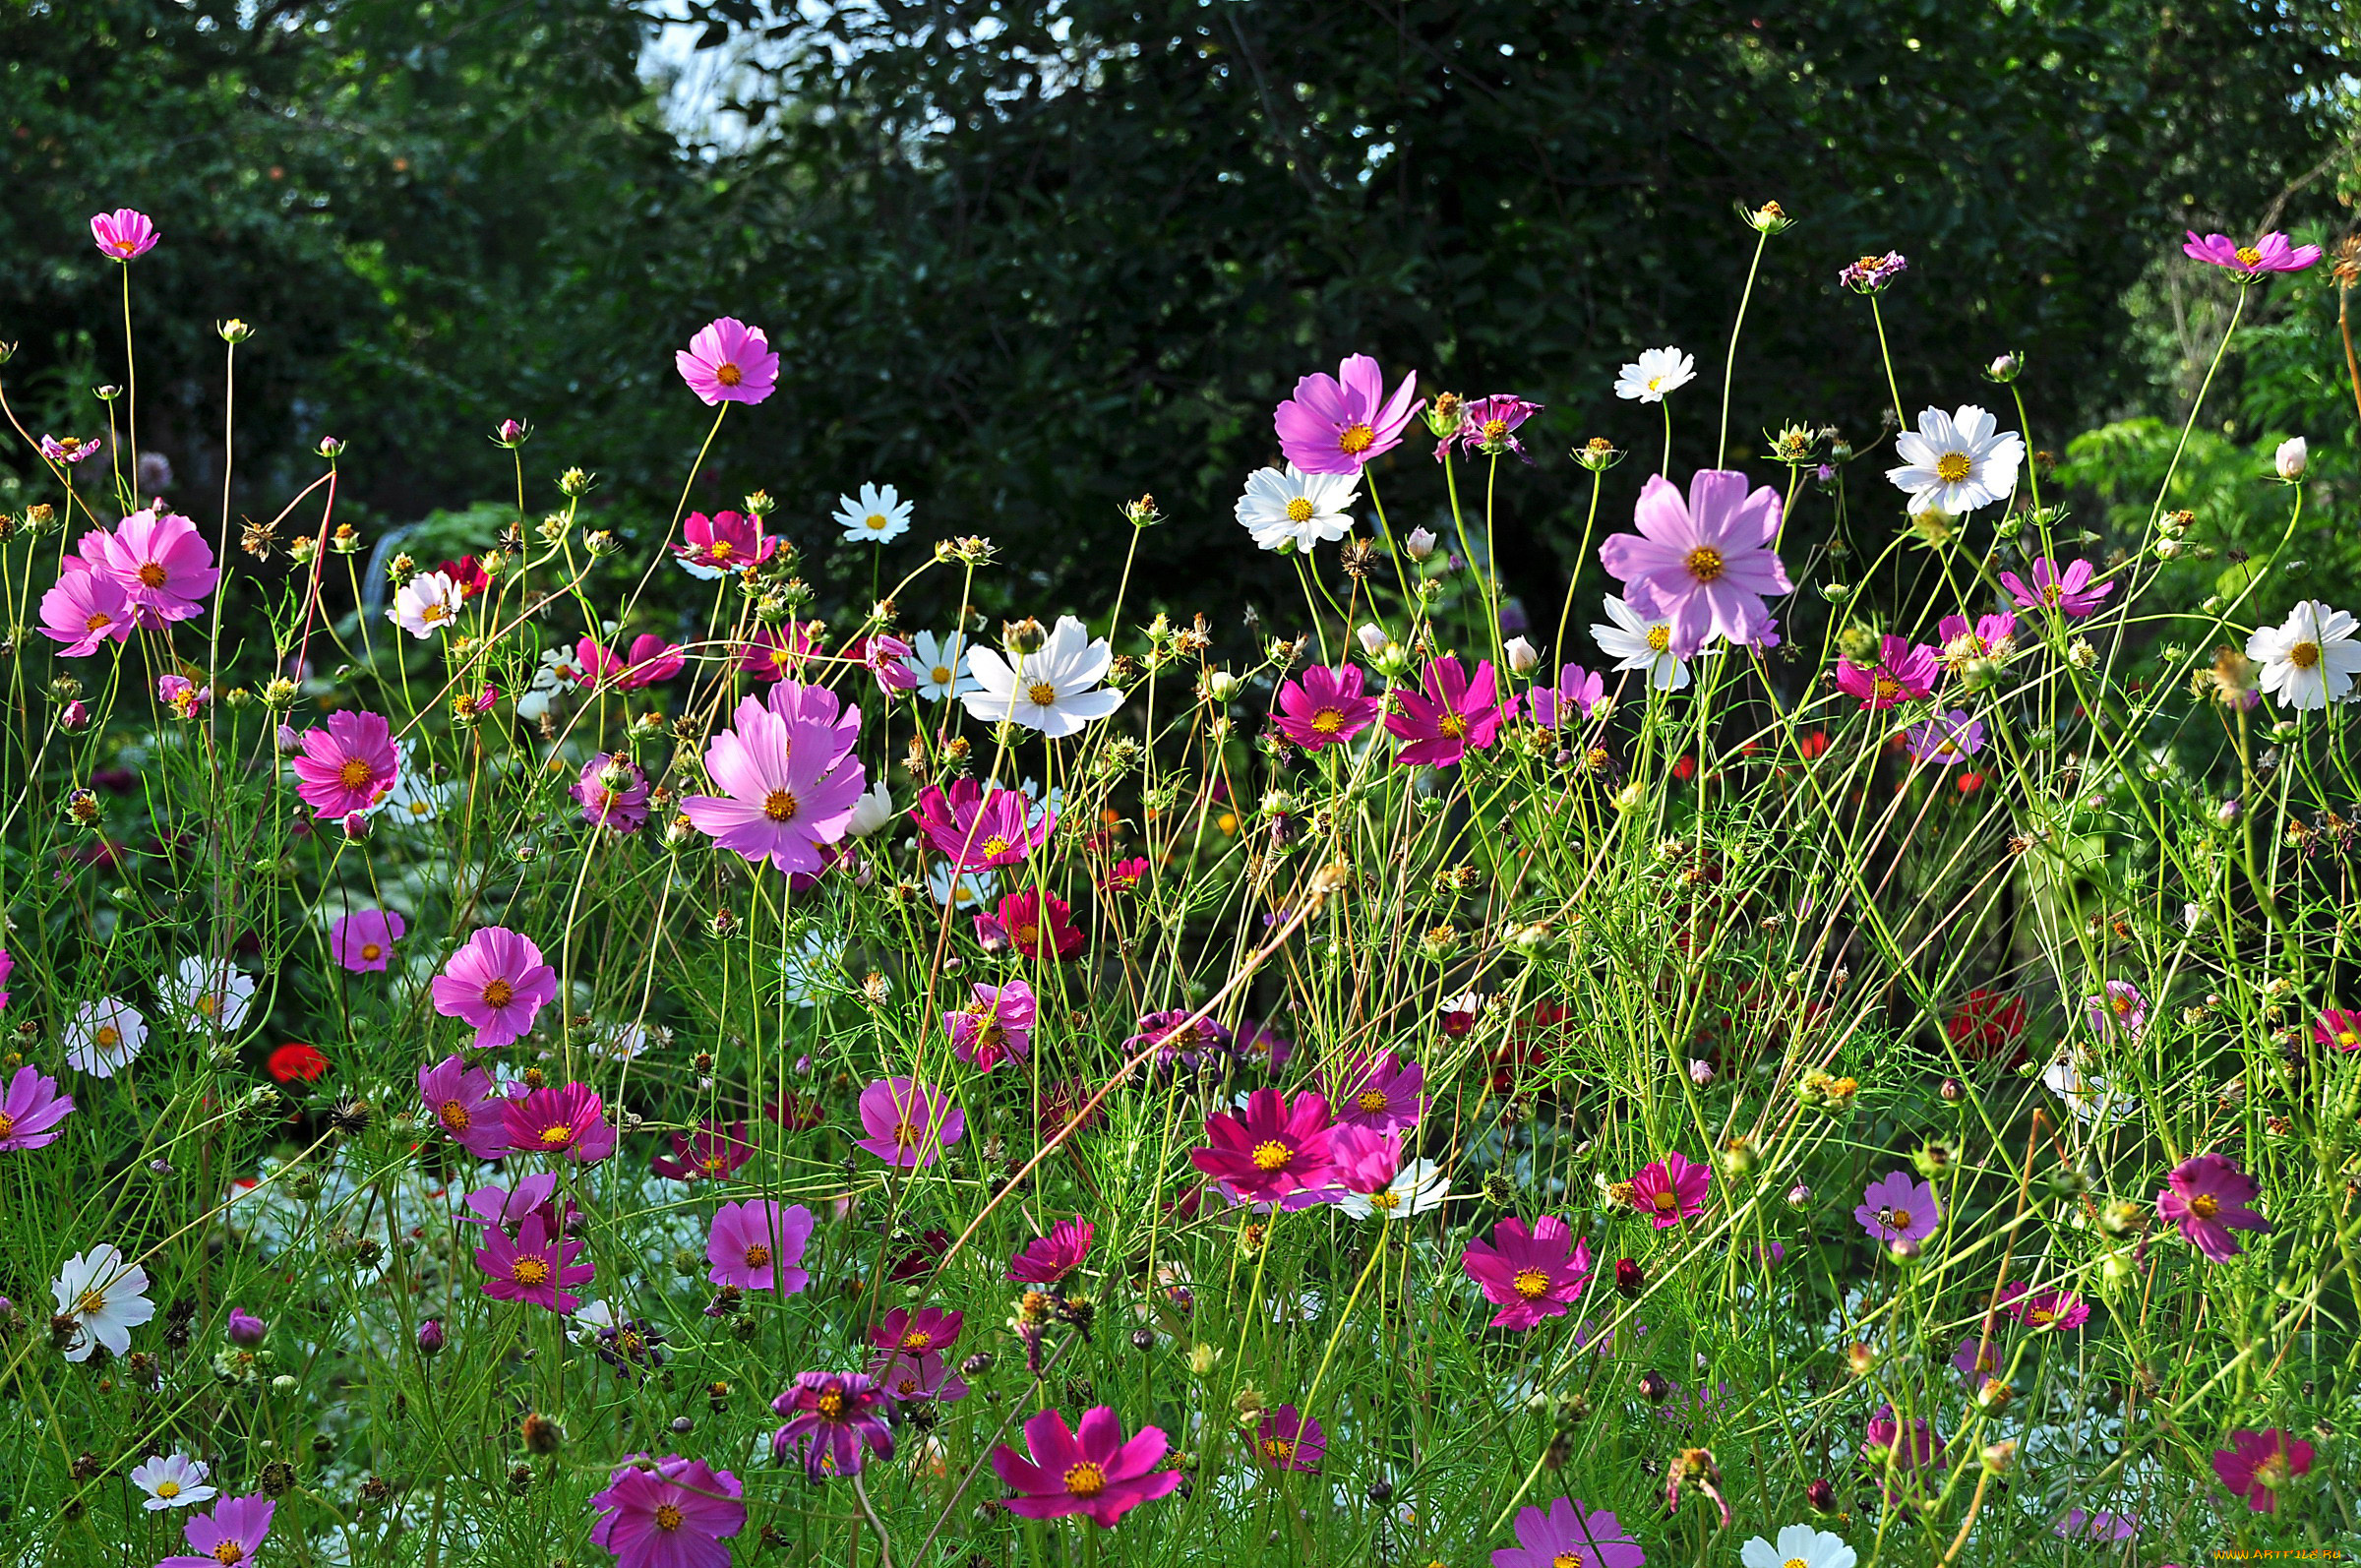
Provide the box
[1,201,2357,1567]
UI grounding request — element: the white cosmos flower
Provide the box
[846,779,896,838]
[1613,346,1696,403]
[1887,404,2024,515]
[2274,435,2308,481]
[375,742,455,823]
[129,1453,215,1511]
[2041,1054,2137,1126]
[962,614,1125,740]
[157,956,255,1034]
[1741,1524,1857,1568]
[1235,463,1360,553]
[2246,600,2361,710]
[50,1242,156,1361]
[389,570,462,639]
[516,646,587,722]
[1337,1158,1450,1220]
[834,482,913,544]
[1591,594,1693,692]
[904,630,980,700]
[65,996,148,1077]
[929,861,999,910]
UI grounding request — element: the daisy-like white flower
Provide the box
[51,1242,156,1361]
[1337,1158,1449,1220]
[846,779,896,838]
[834,482,913,544]
[389,570,462,639]
[378,743,457,824]
[131,1453,216,1511]
[1613,346,1696,403]
[1591,594,1693,691]
[157,956,255,1034]
[2041,1053,2138,1126]
[515,646,588,722]
[1235,463,1360,553]
[929,861,999,912]
[1741,1524,1856,1568]
[2246,600,2361,710]
[904,631,979,700]
[963,615,1124,740]
[65,996,148,1077]
[1887,405,2024,515]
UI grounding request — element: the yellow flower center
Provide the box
[482,979,515,1008]
[1263,1437,1296,1462]
[420,603,449,624]
[1310,706,1345,734]
[1652,1188,1678,1211]
[539,1124,572,1147]
[1512,1267,1550,1299]
[1338,422,1375,455]
[1684,545,1725,582]
[1357,1088,1388,1114]
[902,1329,934,1352]
[1554,1554,1587,1568]
[708,538,735,561]
[980,835,1012,859]
[139,561,168,587]
[93,1025,122,1051]
[763,789,800,822]
[2028,1307,2054,1325]
[1873,676,1901,698]
[654,1502,685,1531]
[1646,626,1670,654]
[865,513,888,531]
[715,362,743,387]
[1436,711,1468,741]
[1785,1559,1809,1568]
[361,941,384,961]
[2338,1029,2358,1049]
[1483,418,1509,442]
[1285,497,1316,523]
[338,757,376,790]
[2288,640,2321,670]
[438,1102,471,1133]
[0,1113,14,1140]
[212,1544,245,1566]
[2235,246,2263,267]
[2190,1193,2220,1219]
[77,1287,108,1314]
[931,665,952,684]
[1250,1139,1292,1172]
[86,611,114,632]
[744,1244,771,1268]
[512,1256,550,1286]
[1935,451,1972,483]
[893,1119,920,1146]
[1369,1188,1401,1210]
[196,993,221,1018]
[154,1480,181,1499]
[1026,681,1058,706]
[1064,1461,1108,1497]
[1888,1208,1912,1231]
[817,1390,844,1417]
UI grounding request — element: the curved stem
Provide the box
[1717,227,1772,469]
[2146,286,2248,536]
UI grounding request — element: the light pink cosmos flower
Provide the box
[2183,230,2321,279]
[417,1055,512,1160]
[681,696,868,877]
[0,1064,74,1153]
[1854,1171,1941,1243]
[911,778,1054,871]
[2211,1427,2313,1514]
[37,568,135,656]
[2156,1153,2270,1262]
[154,1496,272,1568]
[1273,353,1423,474]
[669,510,774,578]
[855,1076,965,1169]
[1462,1215,1595,1330]
[331,908,405,972]
[40,433,102,464]
[2085,979,2147,1040]
[2000,557,2111,618]
[946,980,1036,1071]
[289,710,399,818]
[1835,635,1940,709]
[503,1082,618,1163]
[1526,663,1604,729]
[589,1455,744,1568]
[78,509,218,625]
[577,633,685,691]
[475,1212,592,1312]
[1385,655,1507,768]
[1937,610,2017,666]
[430,927,558,1050]
[1491,1496,1644,1568]
[91,208,159,261]
[1598,470,1789,656]
[990,1407,1181,1528]
[705,1198,815,1292]
[675,317,778,406]
[574,754,651,833]
[1629,1152,1711,1228]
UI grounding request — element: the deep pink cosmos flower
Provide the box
[911,778,1055,871]
[1835,635,1941,709]
[578,633,685,691]
[854,1076,965,1169]
[2315,1007,2361,1053]
[676,317,778,406]
[670,510,775,577]
[1937,610,2018,665]
[474,1212,592,1312]
[1329,1050,1425,1134]
[651,1119,756,1182]
[1490,1496,1645,1568]
[704,1198,814,1292]
[1439,393,1544,462]
[416,1055,512,1160]
[1255,1406,1325,1472]
[976,888,1085,960]
[1009,1218,1094,1285]
[1863,1405,1942,1496]
[37,568,135,656]
[1270,664,1380,750]
[1526,663,1604,729]
[991,1406,1182,1528]
[771,1371,895,1479]
[332,908,405,972]
[2183,230,2322,279]
[0,1064,74,1153]
[2000,557,2112,618]
[154,1495,271,1568]
[2156,1153,2270,1262]
[1386,655,1507,767]
[2086,979,2147,1039]
[588,1454,744,1568]
[1274,353,1423,474]
[91,208,159,261]
[682,696,868,876]
[1599,469,1789,656]
[431,927,558,1050]
[946,980,1036,1071]
[1629,1152,1711,1229]
[1462,1215,1595,1330]
[2211,1427,2313,1513]
[290,709,399,818]
[1855,1171,1942,1244]
[737,622,818,682]
[1189,1087,1336,1206]
[2003,1283,2090,1332]
[503,1082,618,1163]
[461,1172,575,1237]
[861,633,919,694]
[1105,857,1150,892]
[871,1304,964,1359]
[79,509,217,624]
[868,1306,969,1403]
[575,754,652,833]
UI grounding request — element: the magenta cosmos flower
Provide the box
[911,777,1055,871]
[91,208,159,261]
[2316,1007,2361,1053]
[855,1076,965,1169]
[992,1406,1181,1528]
[772,1371,895,1479]
[416,1055,512,1160]
[2004,1283,2090,1332]
[504,1081,618,1163]
[79,509,217,624]
[38,568,135,656]
[1255,1406,1325,1472]
[1937,609,2018,665]
[1386,655,1507,767]
[1270,664,1380,750]
[0,1064,74,1153]
[1491,1496,1646,1568]
[1629,1152,1711,1229]
[474,1212,592,1312]
[2001,557,2112,618]
[589,1455,744,1568]
[332,908,405,973]
[1854,1171,1941,1244]
[1527,663,1604,729]
[976,888,1085,960]
[1330,1050,1425,1134]
[2156,1153,2270,1262]
[676,317,778,406]
[2183,230,2321,279]
[1440,393,1544,461]
[1190,1086,1336,1206]
[705,1198,814,1292]
[1598,470,1789,656]
[155,1495,271,1568]
[652,1119,756,1181]
[1863,1404,1941,1490]
[946,980,1036,1071]
[1836,634,1940,710]
[682,696,868,877]
[289,709,400,818]
[1274,353,1423,474]
[670,510,776,578]
[430,927,558,1050]
[579,633,685,691]
[1010,1217,1094,1285]
[1463,1215,1595,1330]
[2211,1427,2313,1513]
[575,754,652,833]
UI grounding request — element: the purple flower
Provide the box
[430,927,558,1050]
[289,709,399,818]
[1254,1406,1325,1472]
[503,1082,618,1163]
[676,317,778,406]
[1854,1171,1941,1243]
[1386,655,1507,768]
[1188,1087,1336,1207]
[0,1065,74,1153]
[2156,1153,2270,1262]
[1526,663,1604,729]
[417,1055,512,1160]
[946,981,1036,1072]
[575,754,651,833]
[651,1119,756,1182]
[1952,1332,2002,1384]
[1598,470,1789,656]
[1838,251,1908,292]
[2211,1427,2313,1514]
[37,569,135,656]
[1490,1495,1646,1568]
[473,1213,591,1312]
[1273,353,1423,474]
[2000,557,2112,619]
[2085,979,2147,1040]
[854,1076,964,1169]
[1271,664,1380,750]
[333,908,405,973]
[2183,230,2322,279]
[1904,708,1985,765]
[588,1454,744,1568]
[1462,1215,1594,1330]
[1937,610,2017,665]
[78,508,218,625]
[1862,1404,1941,1495]
[225,1308,267,1347]
[771,1371,895,1479]
[705,1199,814,1293]
[2055,1508,2140,1541]
[1329,1050,1425,1134]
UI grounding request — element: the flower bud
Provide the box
[492,418,532,449]
[1503,635,1540,675]
[1805,1478,1838,1514]
[60,699,91,733]
[1984,350,2023,384]
[217,319,255,343]
[316,436,346,457]
[1000,617,1048,655]
[2274,436,2308,482]
[1613,1258,1646,1297]
[416,1318,446,1356]
[520,1413,562,1454]
[1402,526,1437,562]
[1203,670,1240,702]
[342,812,372,842]
[227,1309,268,1348]
[1637,1369,1671,1404]
[1573,436,1623,471]
[1739,199,1793,234]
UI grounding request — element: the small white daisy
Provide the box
[1887,404,2024,515]
[1337,1158,1451,1220]
[515,646,586,722]
[1234,463,1360,553]
[49,1242,156,1361]
[1612,346,1696,403]
[1741,1524,1857,1568]
[2247,599,2361,710]
[65,996,148,1077]
[389,570,462,639]
[1591,594,1693,692]
[156,956,255,1034]
[903,630,979,700]
[129,1452,215,1511]
[834,482,913,544]
[962,615,1125,740]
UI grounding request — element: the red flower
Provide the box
[267,1043,330,1084]
[1945,989,2027,1065]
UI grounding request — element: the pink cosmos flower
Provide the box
[1274,353,1423,474]
[2183,230,2322,279]
[503,1082,618,1163]
[682,696,867,875]
[676,317,778,406]
[332,908,405,972]
[1629,1152,1711,1229]
[872,1304,963,1359]
[2315,1007,2361,1053]
[474,1212,592,1312]
[705,1198,815,1292]
[431,927,558,1050]
[2156,1153,2270,1262]
[1105,857,1150,892]
[1462,1215,1595,1330]
[2054,1509,2141,1542]
[2003,1284,2090,1332]
[1490,1496,1645,1568]
[0,1064,74,1153]
[1386,655,1507,767]
[79,509,218,625]
[1952,1332,2002,1383]
[1189,1087,1336,1206]
[1904,708,1985,765]
[737,622,817,682]
[1937,610,2018,666]
[2085,979,2147,1039]
[1128,1008,1235,1074]
[911,778,1055,871]
[155,1495,272,1568]
[861,633,919,694]
[290,710,400,818]
[870,1342,969,1404]
[416,1055,513,1160]
[2210,1427,2313,1513]
[1329,1050,1425,1134]
[1270,664,1380,750]
[670,510,775,577]
[1839,251,1908,292]
[588,1455,744,1568]
[39,434,102,464]
[991,1406,1181,1528]
[976,888,1085,960]
[1254,1406,1324,1472]
[2000,557,2112,618]
[1863,1405,1941,1495]
[1439,393,1543,462]
[946,980,1036,1071]
[91,208,159,261]
[1526,663,1604,729]
[1009,1218,1094,1285]
[1854,1171,1941,1243]
[157,674,209,718]
[461,1172,575,1236]
[1598,469,1789,655]
[38,569,135,656]
[575,754,651,833]
[771,1371,895,1478]
[651,1119,756,1182]
[1835,635,1941,709]
[578,633,685,691]
[854,1076,965,1169]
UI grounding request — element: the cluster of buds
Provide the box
[1764,421,1839,466]
[1794,1070,1858,1112]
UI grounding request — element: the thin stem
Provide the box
[2147,286,2248,535]
[122,266,142,510]
[1868,294,1905,428]
[1717,226,1772,469]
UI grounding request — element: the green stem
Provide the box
[1717,226,1773,469]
